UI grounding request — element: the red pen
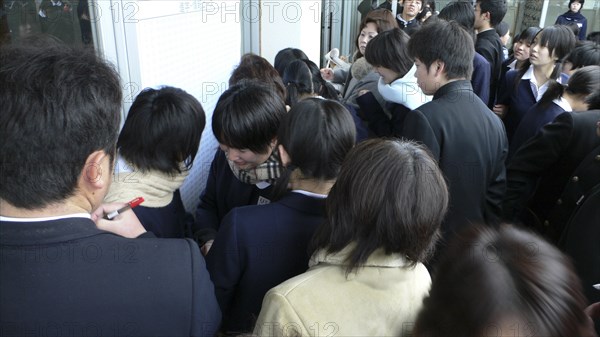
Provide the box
[104,197,145,220]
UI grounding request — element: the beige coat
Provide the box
[253,245,431,336]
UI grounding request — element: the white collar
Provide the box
[0,213,91,222]
[553,97,572,112]
[291,190,327,199]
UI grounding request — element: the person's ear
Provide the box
[434,60,445,77]
[80,150,110,193]
[278,144,291,167]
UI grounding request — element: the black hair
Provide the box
[495,21,509,37]
[212,80,286,154]
[477,0,507,27]
[408,19,474,80]
[302,59,340,101]
[273,48,309,76]
[0,39,122,209]
[282,59,315,106]
[414,225,589,337]
[273,98,356,198]
[229,53,286,102]
[517,26,541,45]
[564,41,600,70]
[117,86,206,175]
[364,28,413,79]
[569,0,584,11]
[438,1,475,32]
[587,31,600,44]
[538,65,600,110]
[309,139,449,274]
[585,90,600,110]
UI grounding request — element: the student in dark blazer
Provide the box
[206,98,356,333]
[104,86,205,238]
[401,20,508,267]
[193,81,287,254]
[0,41,220,336]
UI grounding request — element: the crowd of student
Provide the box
[1,0,600,336]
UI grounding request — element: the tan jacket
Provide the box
[253,245,431,336]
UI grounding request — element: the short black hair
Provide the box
[273,48,309,76]
[495,21,509,37]
[586,31,600,44]
[409,19,474,80]
[117,86,206,175]
[212,80,286,154]
[414,225,589,337]
[477,0,507,27]
[0,40,122,209]
[564,41,600,69]
[438,1,475,32]
[569,0,584,10]
[517,26,541,45]
[274,98,356,197]
[364,28,413,78]
[310,139,449,274]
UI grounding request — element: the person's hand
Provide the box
[201,240,214,256]
[492,104,508,119]
[92,203,146,238]
[358,89,370,97]
[320,68,334,81]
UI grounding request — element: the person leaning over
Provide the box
[0,41,221,336]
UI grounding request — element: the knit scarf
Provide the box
[227,148,283,185]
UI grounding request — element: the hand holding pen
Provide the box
[92,197,147,238]
[103,197,144,220]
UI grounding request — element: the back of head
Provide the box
[117,87,206,175]
[478,0,507,27]
[302,59,340,101]
[438,1,475,32]
[212,80,286,154]
[565,41,600,70]
[364,28,413,77]
[282,59,315,106]
[274,48,309,76]
[0,40,122,209]
[229,53,286,102]
[310,139,449,274]
[409,19,474,80]
[278,98,356,182]
[587,31,600,44]
[414,225,589,337]
[566,65,600,100]
[495,21,509,37]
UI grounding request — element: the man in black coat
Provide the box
[401,20,508,267]
[0,41,221,336]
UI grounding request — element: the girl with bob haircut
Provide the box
[104,86,205,238]
[494,25,577,143]
[254,139,449,336]
[414,225,594,337]
[358,27,430,137]
[229,53,286,102]
[206,98,356,334]
[509,65,600,159]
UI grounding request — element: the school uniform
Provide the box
[193,150,274,245]
[475,29,504,108]
[555,10,588,40]
[205,191,326,333]
[399,80,508,263]
[0,215,221,336]
[472,52,491,105]
[508,98,570,161]
[133,190,193,238]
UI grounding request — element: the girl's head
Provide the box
[229,53,286,102]
[273,47,308,76]
[512,27,541,62]
[530,25,577,67]
[310,139,449,274]
[355,9,399,58]
[365,28,413,84]
[564,65,600,111]
[282,59,315,106]
[562,41,600,75]
[569,0,584,13]
[274,98,356,195]
[118,86,205,174]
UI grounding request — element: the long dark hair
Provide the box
[538,65,600,110]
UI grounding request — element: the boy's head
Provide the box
[212,80,286,170]
[1,41,122,210]
[402,0,423,20]
[118,87,206,175]
[474,0,507,31]
[408,19,474,94]
[569,0,584,13]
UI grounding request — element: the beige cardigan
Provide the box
[253,245,431,336]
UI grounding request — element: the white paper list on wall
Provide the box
[126,0,242,214]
